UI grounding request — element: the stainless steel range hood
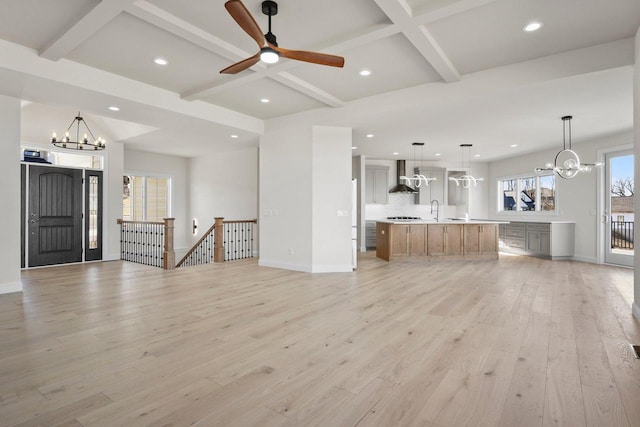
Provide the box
[389,160,417,193]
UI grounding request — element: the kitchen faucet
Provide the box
[430,199,440,222]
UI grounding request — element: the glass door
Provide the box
[605,150,634,266]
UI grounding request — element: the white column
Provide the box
[633,27,640,322]
[259,123,352,272]
[0,95,22,294]
[311,126,353,272]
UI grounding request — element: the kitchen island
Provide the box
[376,219,506,261]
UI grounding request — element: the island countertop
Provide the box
[375,219,509,225]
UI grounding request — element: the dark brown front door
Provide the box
[28,166,83,267]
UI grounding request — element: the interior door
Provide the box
[28,165,83,267]
[604,150,634,266]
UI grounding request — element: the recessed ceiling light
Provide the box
[474,154,481,157]
[108,106,120,111]
[230,134,239,139]
[510,144,518,148]
[359,69,371,77]
[435,153,441,156]
[153,57,168,66]
[365,133,374,138]
[523,21,543,32]
[260,98,270,103]
[393,152,399,156]
[352,146,357,150]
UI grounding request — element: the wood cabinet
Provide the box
[499,222,574,260]
[365,166,389,204]
[390,224,410,256]
[463,224,498,255]
[414,167,446,205]
[376,221,499,261]
[388,224,427,256]
[409,225,427,255]
[427,224,463,256]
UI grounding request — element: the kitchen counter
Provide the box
[376,220,504,261]
[377,219,509,225]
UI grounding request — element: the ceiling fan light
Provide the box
[260,47,279,64]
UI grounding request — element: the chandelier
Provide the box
[401,142,437,187]
[449,144,484,188]
[50,112,106,150]
[535,115,601,179]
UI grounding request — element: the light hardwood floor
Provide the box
[1,252,639,426]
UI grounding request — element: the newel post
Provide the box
[214,217,225,262]
[163,218,176,270]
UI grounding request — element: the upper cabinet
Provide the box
[414,167,445,205]
[365,166,389,204]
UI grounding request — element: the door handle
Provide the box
[30,219,38,224]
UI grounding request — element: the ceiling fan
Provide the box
[220,0,345,74]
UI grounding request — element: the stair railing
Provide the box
[177,217,257,268]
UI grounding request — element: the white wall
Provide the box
[488,131,634,263]
[633,27,640,323]
[188,146,258,246]
[259,123,313,271]
[104,141,124,261]
[0,95,21,294]
[311,126,353,272]
[124,149,190,254]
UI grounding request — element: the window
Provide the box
[499,174,556,212]
[123,175,170,221]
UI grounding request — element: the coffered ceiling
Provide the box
[0,0,638,161]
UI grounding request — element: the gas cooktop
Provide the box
[387,216,422,220]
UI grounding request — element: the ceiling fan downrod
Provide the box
[262,0,278,46]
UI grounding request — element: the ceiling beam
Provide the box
[373,0,460,83]
[126,0,254,64]
[413,0,500,23]
[0,39,263,134]
[272,73,345,108]
[40,0,136,61]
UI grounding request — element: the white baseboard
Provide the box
[258,260,354,273]
[0,280,22,294]
[310,264,354,273]
[258,259,311,273]
[633,302,640,324]
[572,255,598,264]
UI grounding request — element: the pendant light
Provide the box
[535,115,601,179]
[50,112,106,150]
[401,142,437,187]
[449,144,484,188]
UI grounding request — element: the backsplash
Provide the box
[365,193,456,220]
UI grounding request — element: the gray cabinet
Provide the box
[365,221,377,249]
[365,166,389,204]
[414,167,445,205]
[499,222,574,260]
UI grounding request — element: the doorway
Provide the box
[24,164,103,267]
[604,149,634,267]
